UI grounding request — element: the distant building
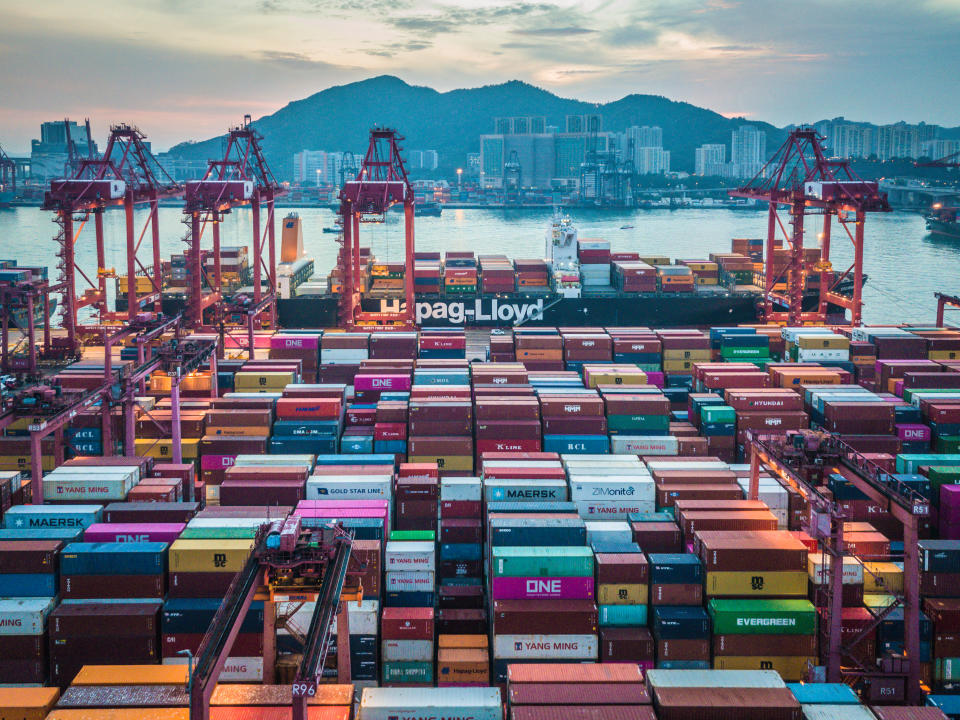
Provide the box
[493,117,547,135]
[695,144,727,176]
[731,125,766,178]
[565,114,602,134]
[615,126,669,175]
[877,123,920,161]
[921,139,960,162]
[407,150,439,171]
[293,150,362,186]
[30,120,99,181]
[156,154,207,182]
[635,146,671,175]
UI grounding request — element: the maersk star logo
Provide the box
[14,518,24,527]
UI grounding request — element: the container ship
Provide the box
[140,213,859,328]
[927,205,960,239]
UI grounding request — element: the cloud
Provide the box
[364,40,433,58]
[605,24,660,47]
[258,50,344,70]
[386,2,557,37]
[511,26,595,37]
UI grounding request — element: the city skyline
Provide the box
[2,0,960,153]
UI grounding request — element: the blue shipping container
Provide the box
[60,542,167,576]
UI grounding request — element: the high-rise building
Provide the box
[629,126,663,149]
[30,120,99,181]
[421,150,439,170]
[293,150,330,185]
[877,123,920,161]
[731,125,767,178]
[635,147,671,175]
[694,144,726,176]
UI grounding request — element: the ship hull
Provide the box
[927,218,960,238]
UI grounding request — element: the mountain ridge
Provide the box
[165,75,785,178]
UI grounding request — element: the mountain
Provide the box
[165,75,786,178]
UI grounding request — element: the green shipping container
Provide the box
[180,527,258,539]
[382,661,433,683]
[708,598,816,635]
[599,604,648,627]
[607,415,670,433]
[722,347,770,360]
[701,406,736,424]
[903,389,960,404]
[492,546,594,577]
[897,454,960,474]
[935,437,960,454]
[936,658,960,682]
[391,530,436,542]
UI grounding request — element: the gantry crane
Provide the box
[189,518,361,720]
[748,430,929,703]
[0,144,16,196]
[336,128,415,330]
[730,128,890,326]
[182,115,284,348]
[43,124,182,357]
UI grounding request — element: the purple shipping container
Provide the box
[491,576,595,600]
[942,485,960,511]
[896,424,931,443]
[354,374,412,392]
[83,523,185,544]
[270,335,319,350]
[200,454,237,471]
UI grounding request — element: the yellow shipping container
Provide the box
[437,635,489,650]
[586,372,647,388]
[796,335,850,350]
[0,455,55,472]
[663,349,711,361]
[597,583,648,605]
[0,687,60,720]
[712,655,815,682]
[639,256,670,266]
[929,350,960,361]
[662,360,695,373]
[134,438,199,460]
[234,372,295,391]
[168,539,254,573]
[46,711,188,720]
[407,455,473,472]
[72,664,189,686]
[863,561,904,594]
[705,571,809,597]
[118,276,156,294]
[695,277,719,285]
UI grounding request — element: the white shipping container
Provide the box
[574,499,656,521]
[381,639,433,662]
[385,542,436,571]
[43,476,135,502]
[0,597,55,635]
[610,435,679,455]
[808,553,864,585]
[186,517,272,528]
[440,477,482,502]
[358,687,502,720]
[385,571,435,592]
[796,348,849,362]
[645,460,730,472]
[306,477,392,500]
[166,656,262,681]
[234,454,314,468]
[646,669,786,688]
[321,349,369,364]
[493,634,598,660]
[482,461,563,470]
[801,705,878,720]
[584,521,632,545]
[49,465,142,482]
[570,477,655,503]
[285,599,379,637]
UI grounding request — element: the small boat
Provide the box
[620,225,634,230]
[322,227,341,234]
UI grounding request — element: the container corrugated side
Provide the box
[800,705,878,720]
[358,687,501,720]
[646,669,786,688]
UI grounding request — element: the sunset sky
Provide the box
[1,0,958,152]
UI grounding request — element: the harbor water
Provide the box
[0,205,950,325]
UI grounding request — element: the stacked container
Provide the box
[444,252,477,295]
[540,390,608,455]
[578,239,611,288]
[0,596,55,684]
[382,539,435,685]
[648,554,709,669]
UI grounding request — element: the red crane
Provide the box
[182,115,284,345]
[336,128,415,330]
[730,128,890,326]
[43,123,182,356]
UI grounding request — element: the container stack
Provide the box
[268,333,322,383]
[612,261,658,293]
[514,258,550,291]
[678,259,720,286]
[419,331,467,360]
[540,390,609,455]
[479,255,515,294]
[656,265,695,293]
[444,252,477,295]
[475,384,541,457]
[562,332,613,373]
[699,404,737,462]
[507,663,652,720]
[578,239,612,288]
[649,553,710,669]
[320,331,370,386]
[359,687,502,720]
[514,332,563,371]
[408,391,474,475]
[647,668,801,720]
[0,596,55,684]
[699,529,815,680]
[610,330,662,371]
[382,538,436,685]
[565,454,654,521]
[659,330,711,379]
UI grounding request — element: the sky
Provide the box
[1,0,959,154]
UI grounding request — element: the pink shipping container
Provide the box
[83,523,185,543]
[353,374,412,392]
[490,576,594,600]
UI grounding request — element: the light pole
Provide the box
[456,168,462,194]
[315,169,321,187]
